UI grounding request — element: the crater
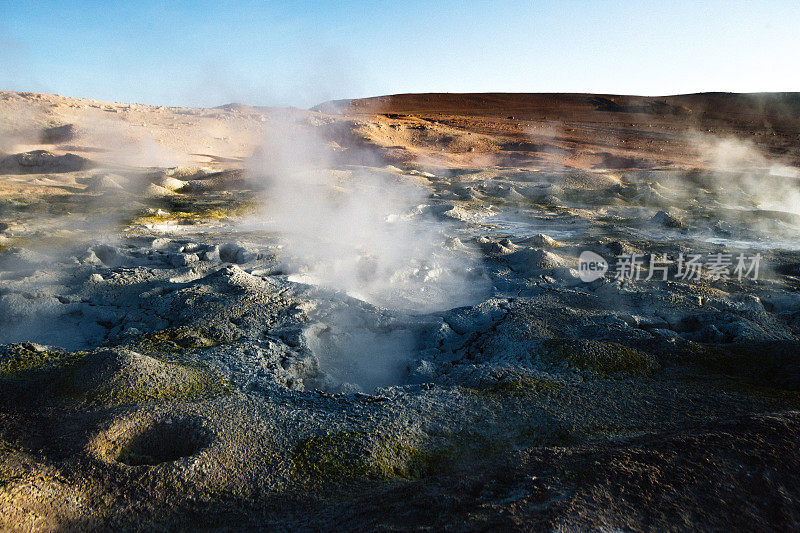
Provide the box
[114,417,211,466]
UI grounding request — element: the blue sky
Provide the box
[1,1,798,108]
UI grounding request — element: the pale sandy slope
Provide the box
[3,89,799,194]
[0,91,283,168]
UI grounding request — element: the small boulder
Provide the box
[168,253,199,267]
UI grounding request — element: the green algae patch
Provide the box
[540,339,658,377]
[291,431,435,483]
[567,342,654,376]
[0,343,86,378]
[127,326,232,356]
[461,375,564,400]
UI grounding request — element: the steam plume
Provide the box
[248,115,489,391]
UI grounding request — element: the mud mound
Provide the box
[651,209,685,228]
[85,173,126,192]
[501,248,574,276]
[144,183,175,198]
[291,431,428,482]
[57,348,228,405]
[0,150,92,173]
[522,233,562,247]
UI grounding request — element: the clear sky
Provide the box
[1,0,798,108]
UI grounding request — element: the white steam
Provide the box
[74,111,188,168]
[251,117,487,313]
[696,134,800,216]
[249,116,489,392]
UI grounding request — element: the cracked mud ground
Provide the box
[2,91,800,530]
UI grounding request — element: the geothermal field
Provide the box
[1,90,800,529]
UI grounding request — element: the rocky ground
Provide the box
[1,91,800,530]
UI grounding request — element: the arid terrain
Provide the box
[1,90,800,530]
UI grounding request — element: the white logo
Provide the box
[578,250,608,282]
